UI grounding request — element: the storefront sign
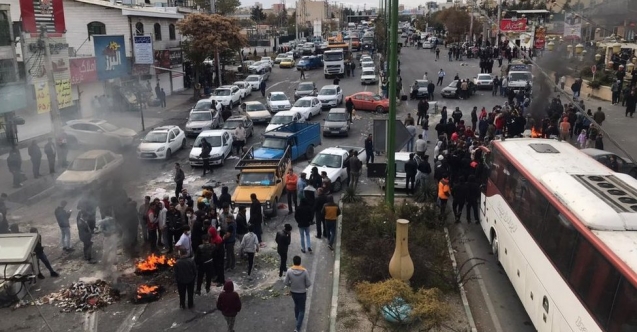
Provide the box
[69,57,97,84]
[534,26,546,50]
[133,36,154,65]
[563,13,582,40]
[500,18,528,32]
[23,35,71,85]
[93,35,130,80]
[154,49,183,69]
[19,0,66,34]
[35,79,73,114]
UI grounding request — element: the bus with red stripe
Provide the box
[480,138,637,332]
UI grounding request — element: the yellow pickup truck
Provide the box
[231,145,291,217]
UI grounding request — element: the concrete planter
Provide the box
[561,75,612,102]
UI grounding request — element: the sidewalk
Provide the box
[0,90,194,204]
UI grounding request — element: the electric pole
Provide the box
[385,0,398,206]
[39,25,63,141]
[210,0,223,86]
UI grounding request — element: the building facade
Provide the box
[296,0,328,25]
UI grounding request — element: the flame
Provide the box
[531,127,543,138]
[136,284,160,299]
[135,254,176,272]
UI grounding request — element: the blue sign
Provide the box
[93,35,130,80]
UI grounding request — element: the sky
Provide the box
[242,0,433,10]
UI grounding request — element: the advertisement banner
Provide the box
[154,49,183,69]
[35,79,73,114]
[23,35,71,85]
[133,36,154,65]
[93,35,130,80]
[499,18,528,32]
[534,26,546,49]
[563,13,582,40]
[69,57,97,84]
[19,0,66,34]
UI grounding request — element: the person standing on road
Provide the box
[55,200,73,252]
[240,224,259,278]
[43,138,56,174]
[348,151,363,190]
[217,280,242,332]
[275,224,292,278]
[321,196,340,250]
[345,98,354,123]
[365,134,374,164]
[435,47,440,60]
[436,69,445,86]
[138,196,151,242]
[223,216,236,271]
[300,67,306,80]
[405,153,418,195]
[77,208,95,263]
[174,248,197,309]
[28,141,42,178]
[249,193,265,246]
[159,88,167,108]
[260,79,266,98]
[174,163,185,198]
[200,138,212,176]
[30,227,60,278]
[427,81,435,100]
[234,124,246,156]
[285,169,299,214]
[406,122,416,152]
[438,174,451,220]
[417,99,428,125]
[7,147,23,188]
[314,188,327,239]
[284,255,312,332]
[295,198,313,254]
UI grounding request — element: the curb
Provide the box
[444,227,478,332]
[328,200,344,332]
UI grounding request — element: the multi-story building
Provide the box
[296,0,328,26]
[0,3,26,145]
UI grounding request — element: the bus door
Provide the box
[478,146,492,216]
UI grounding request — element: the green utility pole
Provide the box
[384,0,390,64]
[385,0,398,207]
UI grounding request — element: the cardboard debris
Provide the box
[36,280,120,313]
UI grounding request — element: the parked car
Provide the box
[266,92,292,113]
[63,119,136,150]
[322,108,350,137]
[245,75,263,91]
[290,97,322,120]
[242,101,271,124]
[233,81,252,98]
[581,148,637,178]
[211,85,242,108]
[222,115,254,139]
[360,68,378,85]
[189,130,234,167]
[294,81,318,100]
[185,107,223,136]
[474,74,494,90]
[279,57,295,68]
[274,53,288,64]
[137,125,186,160]
[422,41,434,49]
[346,91,389,113]
[441,80,476,98]
[56,150,123,189]
[379,152,411,189]
[317,85,343,109]
[265,110,305,132]
[301,146,366,192]
[413,80,430,99]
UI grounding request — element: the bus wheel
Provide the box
[491,230,499,262]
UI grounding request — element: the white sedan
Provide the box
[245,75,263,91]
[290,97,322,120]
[233,81,252,98]
[265,110,305,132]
[137,125,186,160]
[63,119,136,150]
[56,150,123,189]
[188,130,234,167]
[267,92,292,113]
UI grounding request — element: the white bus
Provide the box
[479,138,637,332]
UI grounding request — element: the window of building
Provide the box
[169,24,176,40]
[87,21,106,38]
[0,11,11,47]
[0,59,17,84]
[154,23,162,41]
[135,22,144,35]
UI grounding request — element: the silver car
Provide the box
[474,74,493,90]
[63,119,136,150]
[185,107,223,137]
[294,81,317,101]
[322,108,350,137]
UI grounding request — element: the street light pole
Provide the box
[385,0,398,206]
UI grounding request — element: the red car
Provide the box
[346,92,390,113]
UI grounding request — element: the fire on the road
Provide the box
[135,254,176,273]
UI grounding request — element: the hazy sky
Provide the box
[244,0,428,10]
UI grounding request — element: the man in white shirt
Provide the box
[437,69,445,86]
[175,225,192,257]
[415,134,427,157]
[233,124,246,155]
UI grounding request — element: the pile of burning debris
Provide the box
[38,280,120,313]
[135,254,176,275]
[133,284,165,303]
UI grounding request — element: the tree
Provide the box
[435,8,471,43]
[374,14,388,53]
[251,6,266,22]
[264,13,279,26]
[193,0,241,15]
[177,13,247,95]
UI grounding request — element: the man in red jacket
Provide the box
[217,280,242,331]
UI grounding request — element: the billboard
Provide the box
[534,26,546,50]
[154,49,183,69]
[35,80,73,114]
[69,57,97,84]
[93,35,130,80]
[133,35,153,65]
[19,0,66,34]
[500,18,528,32]
[563,13,582,40]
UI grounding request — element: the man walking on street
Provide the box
[437,69,445,86]
[159,88,167,108]
[300,67,305,80]
[345,97,354,123]
[284,255,312,332]
[348,150,362,190]
[77,209,95,263]
[44,138,56,174]
[249,193,265,246]
[365,134,374,164]
[28,141,42,178]
[260,80,266,97]
[275,224,292,278]
[216,280,242,332]
[200,138,212,176]
[55,201,73,252]
[321,196,340,250]
[314,188,327,239]
[174,163,185,198]
[174,248,196,309]
[233,124,246,155]
[295,198,313,254]
[593,106,606,126]
[405,153,418,195]
[31,227,60,278]
[285,169,299,214]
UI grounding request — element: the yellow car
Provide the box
[279,57,295,68]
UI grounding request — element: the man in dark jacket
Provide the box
[217,280,242,331]
[314,188,327,239]
[417,99,429,125]
[345,98,354,123]
[31,227,59,278]
[43,138,56,174]
[166,204,183,253]
[195,234,215,294]
[235,206,249,242]
[218,186,232,208]
[321,196,340,250]
[55,201,73,251]
[174,163,185,198]
[364,134,374,164]
[260,80,266,97]
[223,215,237,270]
[452,176,468,223]
[427,81,435,100]
[77,209,95,263]
[404,153,418,195]
[7,147,22,188]
[295,198,313,253]
[275,224,292,277]
[249,193,264,245]
[451,107,463,124]
[174,249,197,309]
[465,175,480,224]
[348,150,363,190]
[28,141,42,178]
[200,138,212,176]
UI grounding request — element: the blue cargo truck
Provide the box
[253,122,322,161]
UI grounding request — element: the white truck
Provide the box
[301,145,366,192]
[506,63,533,92]
[323,49,345,79]
[313,20,322,37]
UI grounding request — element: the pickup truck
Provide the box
[253,122,322,161]
[302,145,366,192]
[296,56,323,71]
[232,146,291,217]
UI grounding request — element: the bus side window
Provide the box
[608,278,637,332]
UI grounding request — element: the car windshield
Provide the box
[214,89,231,96]
[362,70,375,76]
[246,103,267,112]
[276,54,286,59]
[323,53,343,61]
[478,75,491,80]
[246,76,259,82]
[294,99,312,107]
[310,154,342,168]
[448,81,458,87]
[69,158,96,171]
[361,57,372,62]
[416,81,428,87]
[362,62,374,67]
[297,83,314,91]
[509,72,531,81]
[234,83,245,88]
[271,115,293,124]
[194,101,212,110]
[270,94,288,101]
[143,132,167,143]
[319,89,336,96]
[327,113,347,121]
[190,112,212,121]
[239,172,276,186]
[262,138,287,149]
[194,135,222,147]
[395,160,406,173]
[99,123,119,132]
[223,120,243,129]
